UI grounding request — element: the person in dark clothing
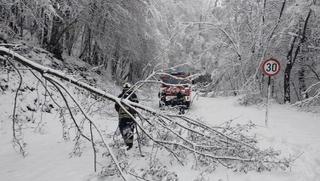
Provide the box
[115,83,139,150]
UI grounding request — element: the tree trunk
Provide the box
[41,8,50,46]
[18,1,24,37]
[79,26,92,63]
[283,9,312,103]
[298,66,308,99]
[291,80,301,101]
[284,60,293,103]
[48,15,64,60]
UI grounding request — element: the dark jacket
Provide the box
[115,91,139,119]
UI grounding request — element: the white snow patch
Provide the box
[1,84,320,181]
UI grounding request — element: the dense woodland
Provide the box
[1,0,320,105]
[1,1,320,180]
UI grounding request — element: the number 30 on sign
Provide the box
[261,58,281,76]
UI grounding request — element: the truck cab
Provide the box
[158,71,192,109]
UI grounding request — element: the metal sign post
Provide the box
[265,76,271,127]
[261,58,281,127]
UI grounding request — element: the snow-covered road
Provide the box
[187,96,320,181]
[1,95,320,181]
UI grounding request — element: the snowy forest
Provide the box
[0,0,320,181]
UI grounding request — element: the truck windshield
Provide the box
[162,76,190,84]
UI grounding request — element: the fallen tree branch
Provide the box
[7,58,26,157]
[44,75,129,180]
[1,46,291,175]
[48,79,91,142]
[29,70,62,108]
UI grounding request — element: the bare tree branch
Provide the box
[7,58,26,157]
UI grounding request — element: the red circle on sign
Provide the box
[261,58,281,76]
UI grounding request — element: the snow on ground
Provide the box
[186,96,320,181]
[0,114,93,181]
[1,87,320,181]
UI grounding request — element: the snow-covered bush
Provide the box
[238,93,264,106]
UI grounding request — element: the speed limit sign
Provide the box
[261,58,281,76]
[261,58,281,127]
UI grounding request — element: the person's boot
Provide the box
[126,142,133,150]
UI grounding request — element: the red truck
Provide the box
[158,71,192,110]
